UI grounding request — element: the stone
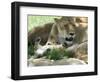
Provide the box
[28,57,86,66]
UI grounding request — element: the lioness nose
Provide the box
[69,33,74,36]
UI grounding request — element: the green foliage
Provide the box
[44,48,74,60]
[28,42,35,58]
[44,49,63,60]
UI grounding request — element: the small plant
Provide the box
[44,49,63,60]
[28,42,35,58]
[44,48,74,60]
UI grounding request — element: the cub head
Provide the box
[34,37,63,58]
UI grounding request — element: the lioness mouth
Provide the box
[63,37,74,47]
[65,37,74,41]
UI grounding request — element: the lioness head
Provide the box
[54,17,87,47]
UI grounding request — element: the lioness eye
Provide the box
[48,43,51,45]
[72,24,76,27]
[64,24,68,27]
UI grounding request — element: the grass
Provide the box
[44,48,74,60]
[44,48,64,60]
[28,42,35,58]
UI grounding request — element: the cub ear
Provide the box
[54,18,60,22]
[35,37,41,43]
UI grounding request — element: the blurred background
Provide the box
[28,15,61,31]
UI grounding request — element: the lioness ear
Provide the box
[54,18,60,22]
[76,17,88,23]
[61,16,75,22]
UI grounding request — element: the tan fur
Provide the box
[28,16,88,47]
[74,41,88,63]
[47,17,88,46]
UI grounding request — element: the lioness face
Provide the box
[54,17,77,47]
[54,17,87,47]
[63,24,76,46]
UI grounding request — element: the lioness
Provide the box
[28,16,87,46]
[47,17,88,47]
